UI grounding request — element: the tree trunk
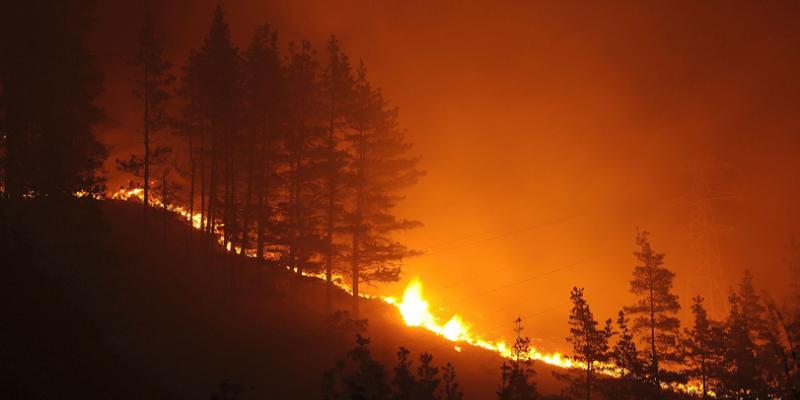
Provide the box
[143,66,150,211]
[188,132,195,226]
[650,285,658,385]
[351,230,359,320]
[586,363,592,400]
[325,113,336,315]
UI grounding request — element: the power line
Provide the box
[422,214,579,257]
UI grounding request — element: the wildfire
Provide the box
[107,187,708,395]
[107,186,588,369]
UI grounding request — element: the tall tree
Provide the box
[320,35,355,313]
[180,6,242,240]
[729,270,772,397]
[346,62,423,318]
[241,22,283,258]
[497,318,538,400]
[623,229,681,387]
[683,295,717,399]
[281,40,326,274]
[0,0,106,198]
[133,12,173,209]
[721,291,762,398]
[566,287,613,400]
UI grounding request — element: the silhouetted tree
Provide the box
[763,295,800,400]
[117,146,173,208]
[720,291,761,398]
[623,229,681,387]
[442,363,464,400]
[181,6,242,239]
[133,12,173,210]
[416,352,441,400]
[720,270,778,397]
[683,296,717,399]
[0,0,106,198]
[566,287,612,400]
[241,22,283,258]
[320,35,355,314]
[326,334,391,400]
[280,40,326,274]
[604,310,650,399]
[612,310,642,380]
[498,318,538,400]
[346,62,423,318]
[393,346,416,400]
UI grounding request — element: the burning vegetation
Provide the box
[4,1,800,399]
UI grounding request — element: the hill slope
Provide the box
[1,199,566,399]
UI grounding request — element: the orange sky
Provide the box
[92,0,800,352]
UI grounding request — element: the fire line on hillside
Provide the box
[109,187,706,396]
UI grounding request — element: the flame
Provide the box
[106,187,709,395]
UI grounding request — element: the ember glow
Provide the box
[109,188,712,395]
[110,187,575,368]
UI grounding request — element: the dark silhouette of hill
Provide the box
[1,199,566,399]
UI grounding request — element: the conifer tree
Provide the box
[241,22,283,258]
[607,310,649,399]
[623,229,681,387]
[320,35,355,313]
[726,270,772,397]
[612,310,642,379]
[346,62,423,318]
[442,363,464,400]
[393,347,416,400]
[683,295,717,399]
[133,12,173,210]
[416,352,441,400]
[722,291,761,398]
[343,334,391,399]
[497,318,538,400]
[1,0,106,198]
[180,6,242,239]
[566,287,613,400]
[280,40,326,273]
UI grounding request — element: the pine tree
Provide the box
[1,0,106,198]
[498,318,538,400]
[612,310,642,379]
[342,334,391,399]
[180,6,242,239]
[607,310,649,399]
[763,296,800,400]
[280,40,326,274]
[683,295,717,399]
[320,35,355,314]
[623,229,681,386]
[731,270,772,397]
[442,363,464,400]
[416,352,441,400]
[132,12,173,210]
[346,62,423,318]
[566,287,613,400]
[722,292,761,398]
[393,347,416,400]
[241,22,283,258]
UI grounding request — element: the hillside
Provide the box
[1,199,567,399]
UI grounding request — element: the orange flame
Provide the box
[107,187,709,395]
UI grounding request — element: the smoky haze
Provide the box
[93,0,800,351]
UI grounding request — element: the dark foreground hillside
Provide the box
[0,199,565,399]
